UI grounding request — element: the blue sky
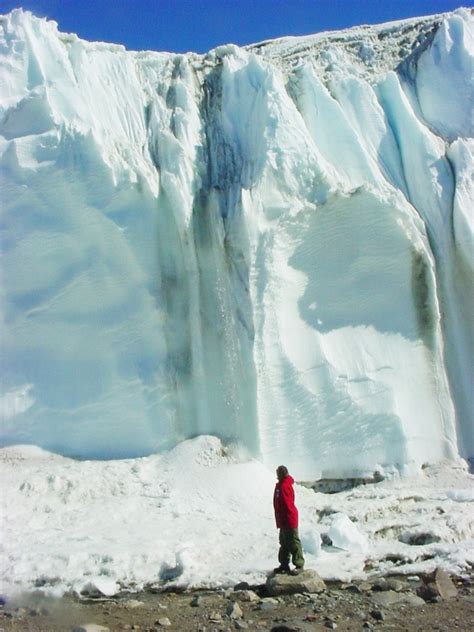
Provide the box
[2,0,465,53]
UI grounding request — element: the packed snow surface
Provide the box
[1,436,473,597]
[0,9,473,476]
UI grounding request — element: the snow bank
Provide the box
[0,437,472,596]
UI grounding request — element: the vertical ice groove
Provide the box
[0,9,472,473]
[391,22,473,460]
[197,53,259,453]
[326,76,411,199]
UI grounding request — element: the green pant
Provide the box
[278,528,305,569]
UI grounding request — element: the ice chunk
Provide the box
[80,578,120,597]
[327,513,369,554]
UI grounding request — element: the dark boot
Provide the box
[289,568,303,575]
[273,565,290,574]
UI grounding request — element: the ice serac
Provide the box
[0,9,472,477]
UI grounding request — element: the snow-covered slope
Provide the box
[0,9,473,477]
[1,437,473,596]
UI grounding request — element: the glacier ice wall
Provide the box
[0,9,472,477]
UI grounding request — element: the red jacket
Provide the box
[273,475,298,529]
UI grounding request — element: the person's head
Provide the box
[276,465,289,482]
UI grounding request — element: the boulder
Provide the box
[230,589,260,602]
[417,583,439,602]
[418,568,458,602]
[208,611,223,623]
[372,591,425,607]
[155,618,171,627]
[266,569,326,596]
[385,578,405,592]
[125,600,145,609]
[190,595,203,607]
[372,578,404,592]
[72,626,109,632]
[370,609,385,621]
[434,569,458,599]
[226,601,243,619]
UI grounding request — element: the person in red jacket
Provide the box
[273,465,305,574]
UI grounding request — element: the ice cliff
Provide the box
[0,9,472,477]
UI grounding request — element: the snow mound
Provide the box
[1,437,473,596]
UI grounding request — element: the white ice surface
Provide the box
[327,514,369,554]
[0,10,473,473]
[1,437,472,597]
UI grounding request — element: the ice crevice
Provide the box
[0,8,472,476]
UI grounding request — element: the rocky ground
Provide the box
[1,569,473,632]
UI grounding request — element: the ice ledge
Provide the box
[247,9,472,78]
[2,7,470,69]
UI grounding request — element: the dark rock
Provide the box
[266,569,326,596]
[191,595,203,607]
[417,583,439,602]
[234,582,250,591]
[234,622,249,630]
[325,621,338,629]
[308,473,383,494]
[370,609,385,621]
[401,532,441,545]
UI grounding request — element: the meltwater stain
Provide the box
[411,249,435,348]
[192,188,214,250]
